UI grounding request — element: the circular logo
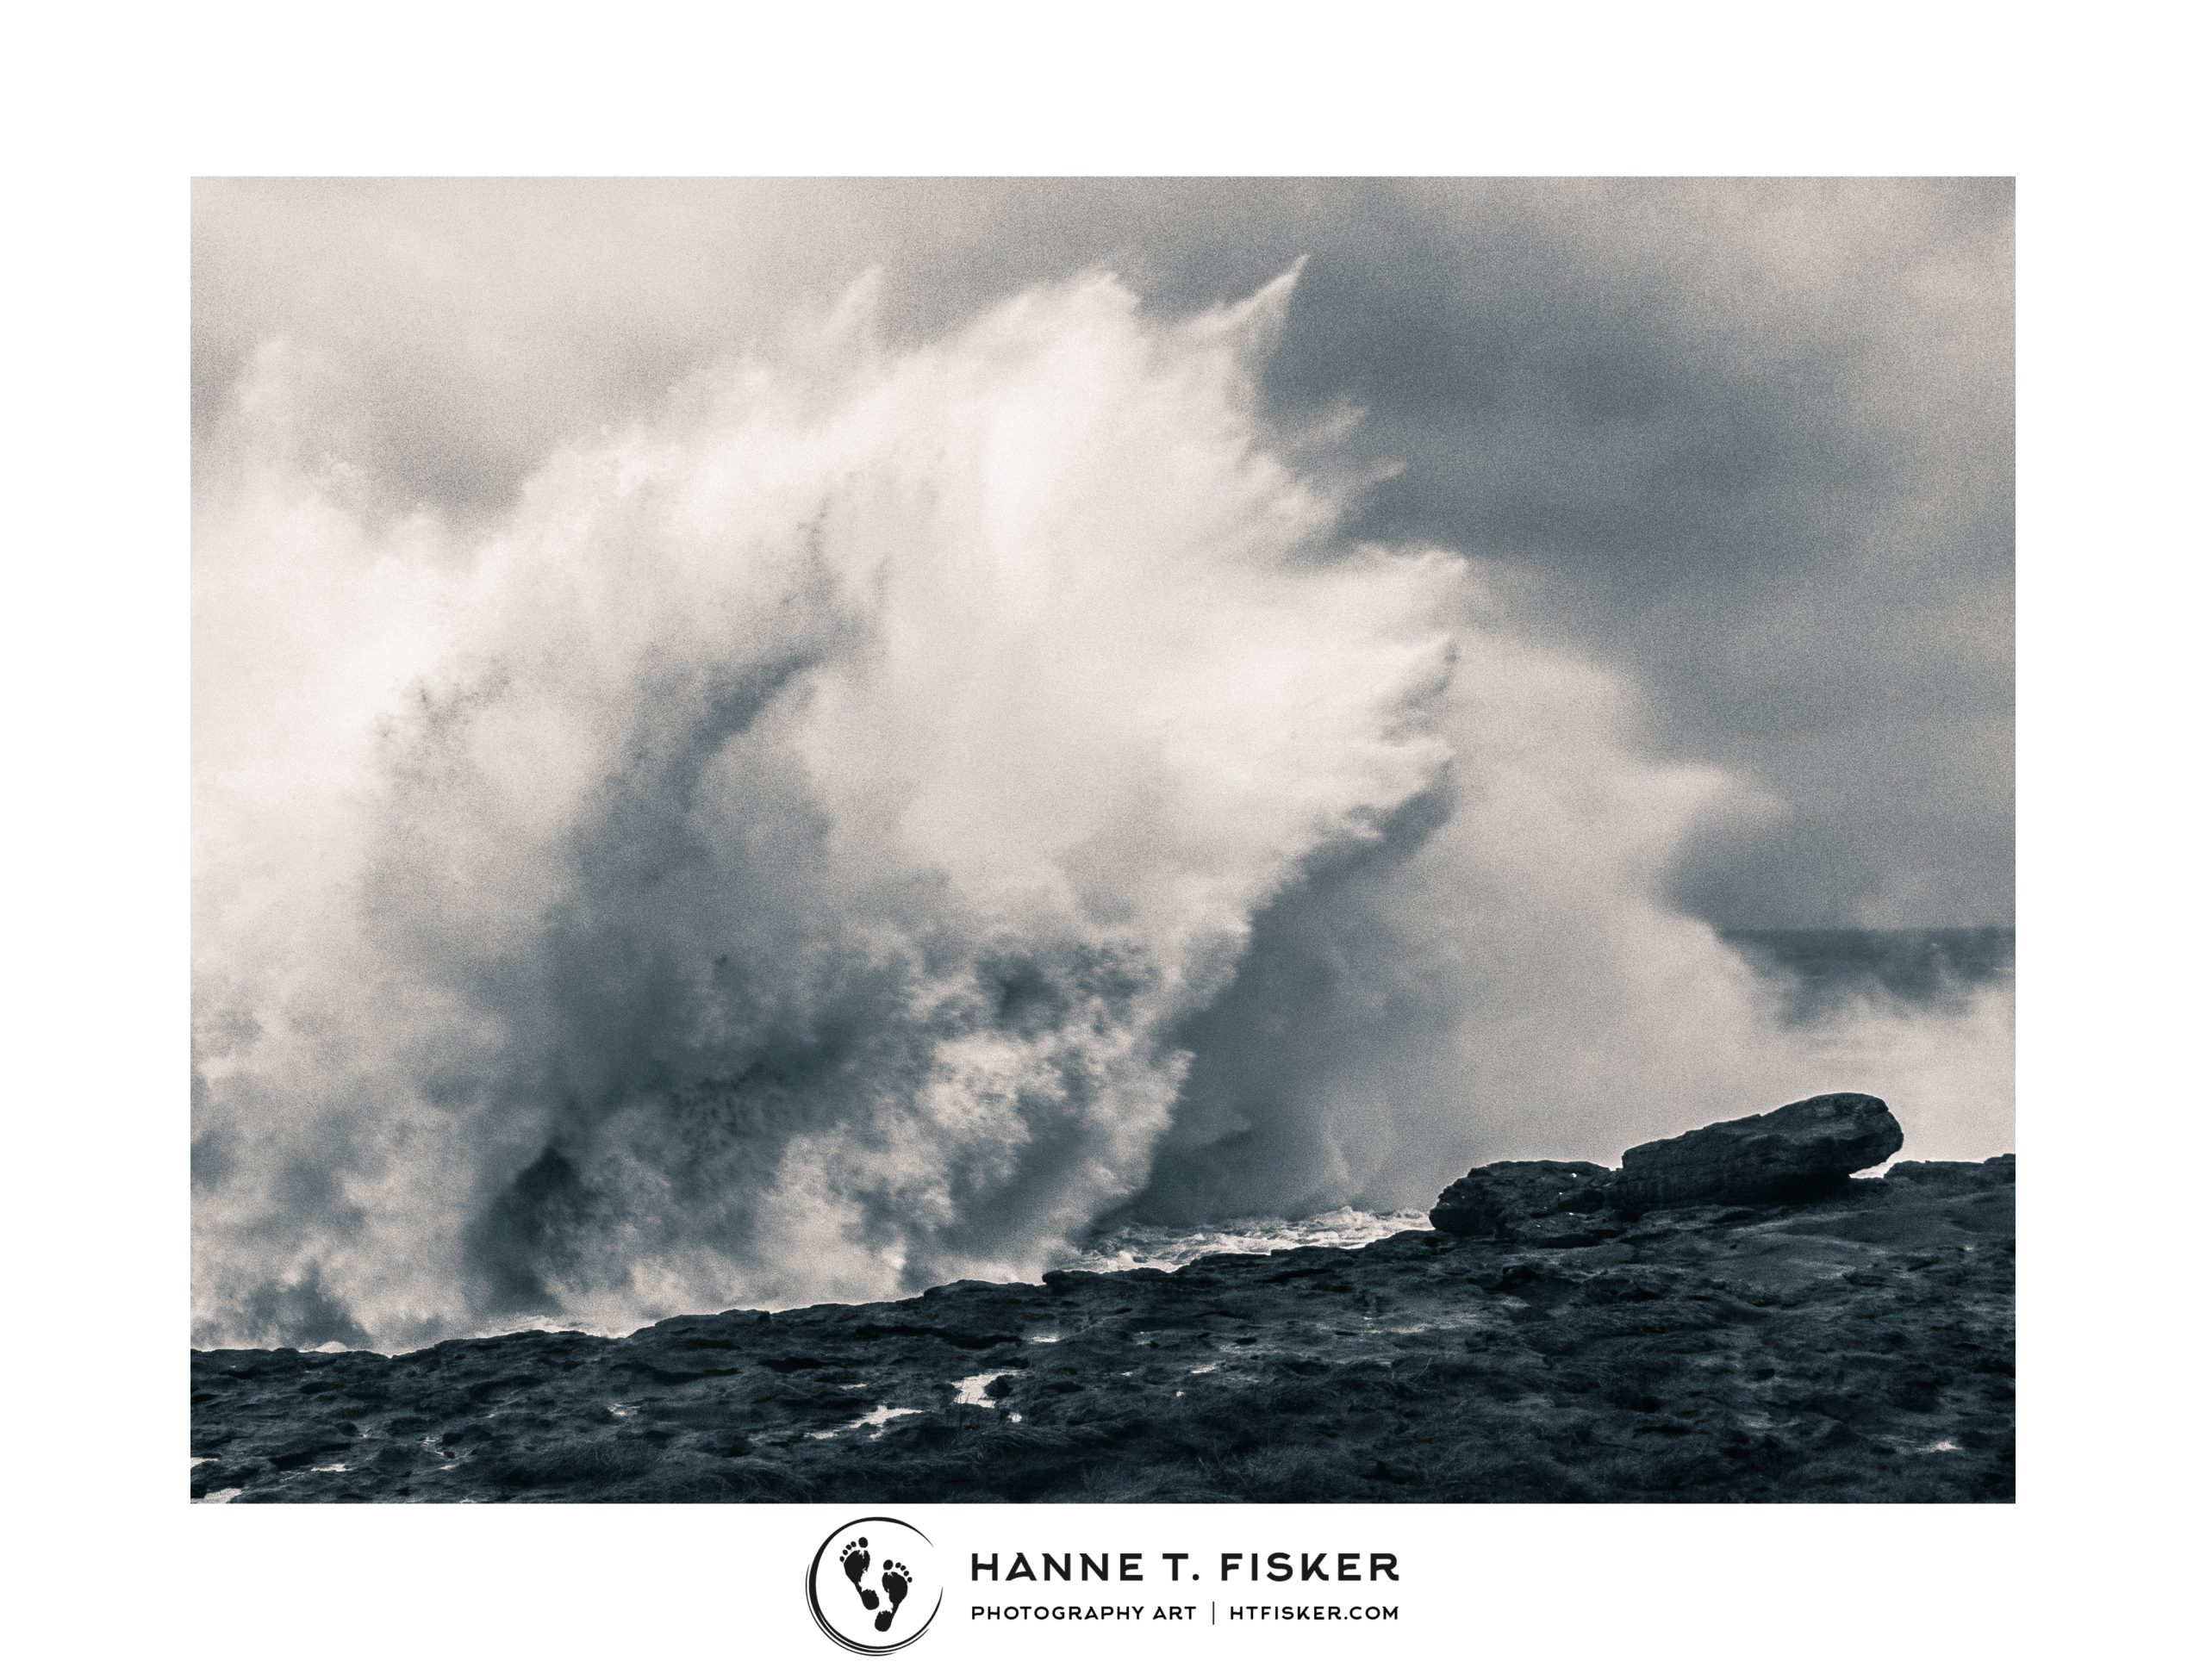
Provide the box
[806,1517,944,1655]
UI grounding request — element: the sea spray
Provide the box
[193,269,2014,1351]
[193,271,1458,1347]
[1128,611,2017,1224]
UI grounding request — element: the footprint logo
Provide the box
[874,1559,912,1633]
[840,1538,879,1610]
[808,1517,939,1653]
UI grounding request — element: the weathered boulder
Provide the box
[1609,1092,1903,1210]
[1430,1160,1613,1236]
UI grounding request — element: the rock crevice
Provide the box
[191,1092,2012,1504]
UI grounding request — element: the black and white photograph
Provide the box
[14,9,2200,1677]
[190,176,2016,1505]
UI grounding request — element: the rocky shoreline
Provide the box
[191,1093,2014,1503]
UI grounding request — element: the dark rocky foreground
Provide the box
[192,1094,2014,1503]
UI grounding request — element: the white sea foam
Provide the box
[1068,1208,1430,1272]
[952,1372,1017,1408]
[807,1404,920,1440]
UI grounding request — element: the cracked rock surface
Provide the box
[191,1150,2013,1503]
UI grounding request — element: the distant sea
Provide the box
[1718,926,2015,1022]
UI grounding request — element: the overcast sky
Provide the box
[194,177,2011,929]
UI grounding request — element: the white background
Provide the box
[4,3,2196,1674]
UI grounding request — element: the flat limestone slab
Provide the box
[1610,1092,1907,1210]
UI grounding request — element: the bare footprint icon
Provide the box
[840,1539,878,1610]
[874,1559,911,1633]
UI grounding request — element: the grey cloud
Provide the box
[193,177,2010,927]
